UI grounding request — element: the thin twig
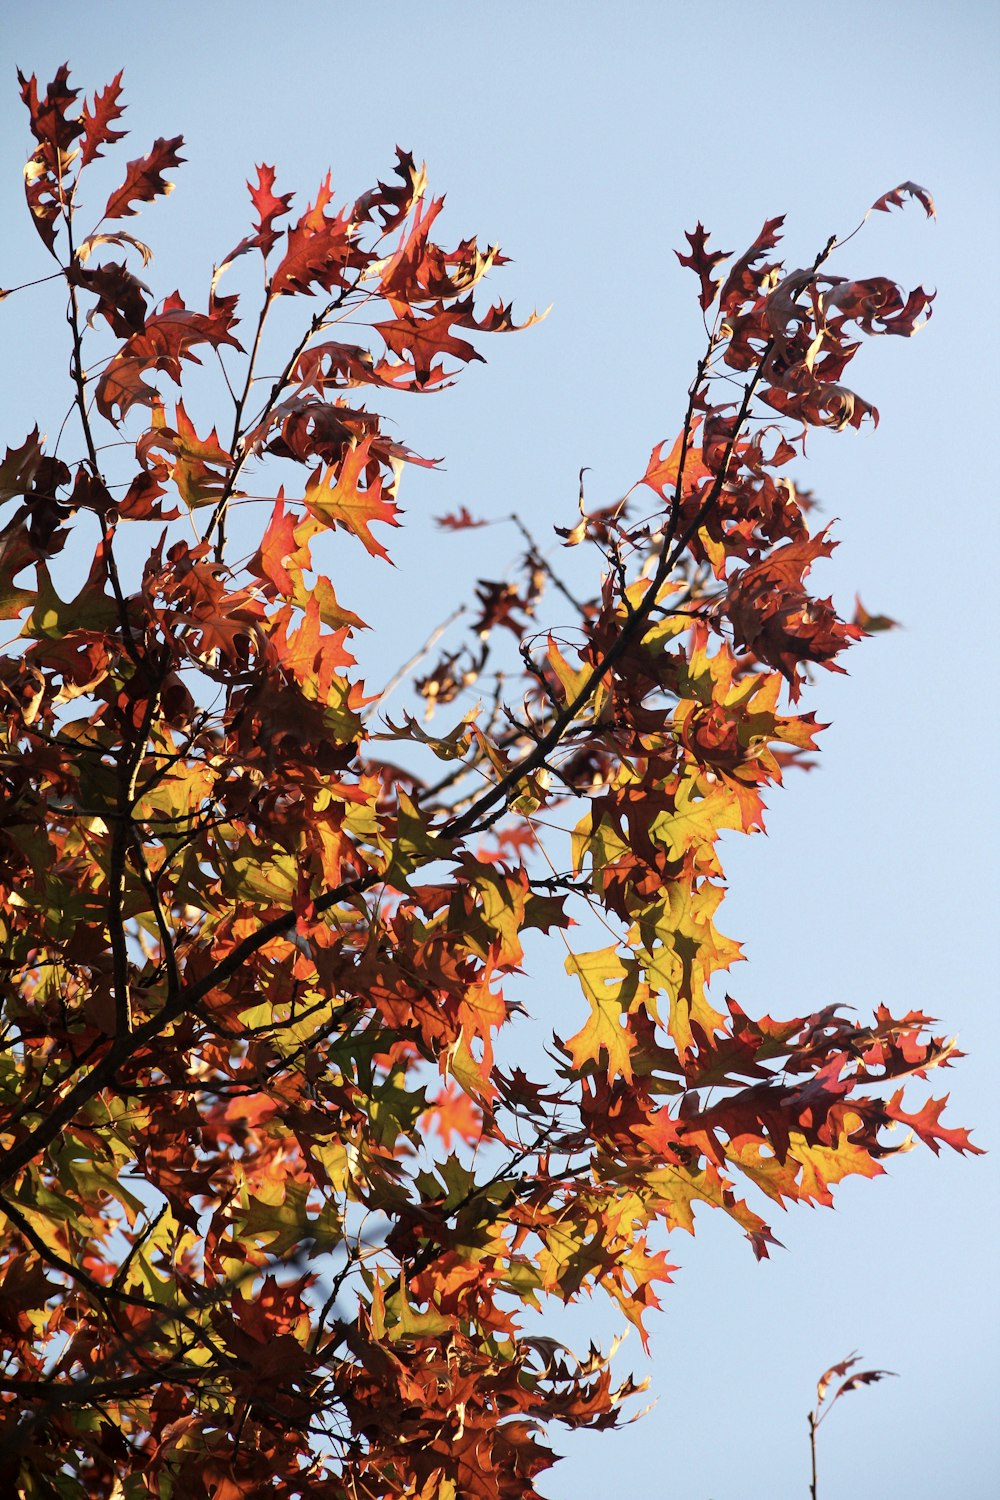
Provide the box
[205,278,361,560]
[108,682,164,1038]
[214,293,272,560]
[510,511,586,614]
[367,604,466,718]
[0,1193,210,1348]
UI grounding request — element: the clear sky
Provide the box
[2,3,998,1496]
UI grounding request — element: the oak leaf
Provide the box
[303,437,400,560]
[564,948,643,1082]
[102,135,185,220]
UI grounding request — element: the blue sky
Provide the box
[2,3,998,1495]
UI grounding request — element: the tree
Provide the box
[0,66,979,1499]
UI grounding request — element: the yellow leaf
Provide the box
[303,437,400,560]
[564,947,643,1082]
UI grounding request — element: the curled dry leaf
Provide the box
[871,180,936,218]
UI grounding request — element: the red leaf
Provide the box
[724,529,862,698]
[248,163,294,252]
[816,1352,858,1405]
[871,180,936,219]
[249,492,310,596]
[816,1352,896,1414]
[18,64,81,152]
[354,146,428,232]
[719,216,785,317]
[269,174,358,297]
[834,1367,896,1401]
[885,1091,984,1156]
[96,291,243,421]
[80,72,127,166]
[435,507,488,531]
[217,165,295,277]
[102,136,185,221]
[675,223,730,311]
[0,523,37,620]
[375,297,485,385]
[18,66,82,252]
[475,300,546,335]
[420,1082,483,1150]
[473,580,533,639]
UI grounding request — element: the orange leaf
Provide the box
[303,437,400,560]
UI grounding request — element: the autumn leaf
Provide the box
[675,222,730,310]
[18,64,81,152]
[375,297,486,384]
[0,524,37,618]
[884,1091,984,1156]
[853,594,899,633]
[564,948,642,1082]
[436,506,488,531]
[354,145,428,232]
[641,424,712,500]
[18,65,82,252]
[303,436,400,560]
[79,71,127,165]
[138,399,234,509]
[68,258,149,337]
[719,215,785,317]
[96,290,243,419]
[102,135,185,220]
[215,164,296,285]
[0,428,46,503]
[269,173,358,297]
[420,1081,483,1150]
[871,180,936,218]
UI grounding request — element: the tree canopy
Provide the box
[0,67,978,1499]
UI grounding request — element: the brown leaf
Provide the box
[18,64,81,152]
[102,135,185,221]
[816,1352,858,1406]
[436,507,488,531]
[675,223,730,310]
[354,146,428,232]
[69,259,149,337]
[852,595,899,633]
[96,291,243,420]
[80,72,127,166]
[269,174,359,297]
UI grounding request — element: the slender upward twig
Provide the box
[63,211,142,668]
[107,681,164,1038]
[510,511,587,614]
[213,292,272,561]
[205,278,362,561]
[368,604,466,719]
